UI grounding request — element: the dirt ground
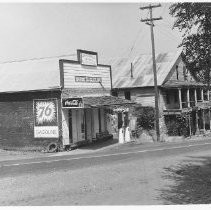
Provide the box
[1,147,211,205]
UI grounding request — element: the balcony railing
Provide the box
[182,101,196,108]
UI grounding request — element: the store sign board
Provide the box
[62,98,84,108]
[79,52,97,66]
[33,99,59,138]
[75,76,102,83]
[34,126,59,138]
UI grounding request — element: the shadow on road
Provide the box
[78,138,119,151]
[159,156,211,204]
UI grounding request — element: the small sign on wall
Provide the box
[33,99,59,138]
[62,98,84,108]
[75,76,102,83]
[77,50,98,66]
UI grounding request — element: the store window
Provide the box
[124,91,131,100]
[112,91,118,97]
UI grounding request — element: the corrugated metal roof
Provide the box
[0,55,76,93]
[110,50,182,89]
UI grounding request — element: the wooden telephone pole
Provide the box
[140,4,162,141]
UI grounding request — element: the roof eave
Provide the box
[0,87,62,94]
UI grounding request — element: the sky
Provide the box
[0,2,183,63]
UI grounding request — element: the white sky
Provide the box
[0,2,182,63]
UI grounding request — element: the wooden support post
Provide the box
[195,110,199,135]
[207,90,210,101]
[188,112,192,137]
[194,89,197,106]
[201,89,204,102]
[187,88,190,107]
[178,88,182,109]
[209,108,211,131]
[202,109,206,132]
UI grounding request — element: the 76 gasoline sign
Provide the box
[33,99,59,138]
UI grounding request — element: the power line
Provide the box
[119,7,151,61]
[127,27,144,58]
[0,53,76,64]
[156,24,181,42]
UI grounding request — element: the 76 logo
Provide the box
[35,100,57,125]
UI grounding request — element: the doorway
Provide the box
[69,109,86,143]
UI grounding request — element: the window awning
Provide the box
[62,95,135,109]
[83,96,135,108]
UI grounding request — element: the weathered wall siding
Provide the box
[116,87,179,111]
[0,91,61,150]
[167,59,195,83]
[168,59,184,81]
[117,88,155,107]
[138,96,155,107]
[163,56,183,82]
[63,63,111,89]
[62,88,111,98]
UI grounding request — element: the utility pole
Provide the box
[140,4,162,141]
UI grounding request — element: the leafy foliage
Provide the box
[169,3,211,86]
[165,114,190,137]
[133,106,155,130]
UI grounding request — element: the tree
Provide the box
[169,3,211,87]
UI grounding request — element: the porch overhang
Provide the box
[161,80,205,89]
[62,95,135,109]
[82,96,135,108]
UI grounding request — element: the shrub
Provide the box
[133,105,155,130]
[165,114,190,137]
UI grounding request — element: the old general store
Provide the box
[0,50,133,150]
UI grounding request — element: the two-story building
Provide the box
[111,50,211,137]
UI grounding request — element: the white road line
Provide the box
[1,142,211,167]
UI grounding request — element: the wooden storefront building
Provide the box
[0,49,132,150]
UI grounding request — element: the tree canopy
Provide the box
[169,3,211,86]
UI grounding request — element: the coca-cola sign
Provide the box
[62,98,84,108]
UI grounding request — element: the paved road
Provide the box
[1,140,211,205]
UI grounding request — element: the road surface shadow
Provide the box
[78,138,119,151]
[158,156,211,204]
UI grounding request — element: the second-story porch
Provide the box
[161,80,210,111]
[162,87,210,111]
[161,81,211,135]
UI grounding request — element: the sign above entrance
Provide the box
[62,98,84,108]
[77,49,98,66]
[75,76,102,83]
